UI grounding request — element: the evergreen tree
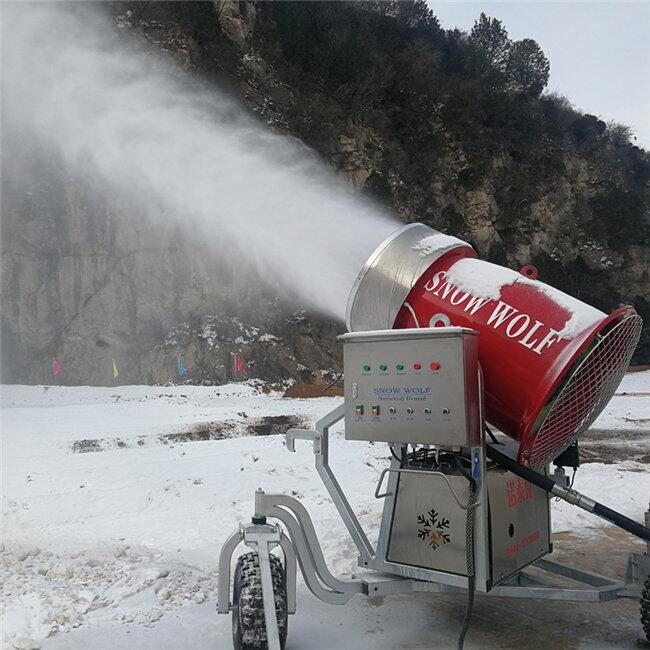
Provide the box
[506,38,551,96]
[469,12,511,70]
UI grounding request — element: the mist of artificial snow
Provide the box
[1,3,399,320]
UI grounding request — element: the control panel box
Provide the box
[339,328,479,445]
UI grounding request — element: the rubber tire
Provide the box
[642,577,650,643]
[232,551,288,650]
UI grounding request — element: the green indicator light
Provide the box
[363,365,371,372]
[406,407,414,415]
[379,364,387,371]
[396,364,404,371]
[389,407,397,414]
[424,408,431,415]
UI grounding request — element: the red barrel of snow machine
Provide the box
[346,223,642,469]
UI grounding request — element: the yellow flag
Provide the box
[112,358,119,380]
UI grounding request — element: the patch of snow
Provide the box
[591,372,650,431]
[1,377,648,647]
[412,233,466,257]
[444,258,605,339]
[617,369,650,394]
[199,318,219,348]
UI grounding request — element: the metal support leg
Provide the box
[217,522,286,649]
[624,502,650,598]
[242,523,283,650]
[287,404,375,564]
[217,528,243,614]
[279,533,297,614]
[255,490,363,604]
[257,540,281,650]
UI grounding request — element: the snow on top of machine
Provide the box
[412,233,467,257]
[444,257,605,339]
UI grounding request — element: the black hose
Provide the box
[458,577,475,650]
[486,444,556,490]
[322,371,343,391]
[591,502,650,542]
[454,452,476,489]
[389,445,401,463]
[453,454,477,650]
[486,444,650,542]
[484,424,500,445]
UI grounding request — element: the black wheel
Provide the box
[232,551,288,650]
[642,577,650,643]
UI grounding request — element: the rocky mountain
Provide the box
[2,1,648,386]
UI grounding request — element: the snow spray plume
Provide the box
[2,3,398,320]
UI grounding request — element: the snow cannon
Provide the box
[219,224,649,650]
[345,223,642,470]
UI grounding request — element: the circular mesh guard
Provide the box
[528,313,643,470]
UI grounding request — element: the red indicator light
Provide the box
[430,361,440,371]
[413,363,421,370]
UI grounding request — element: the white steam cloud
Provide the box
[2,3,399,320]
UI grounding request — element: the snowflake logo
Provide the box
[417,508,451,550]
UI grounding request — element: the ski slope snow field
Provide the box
[1,374,649,649]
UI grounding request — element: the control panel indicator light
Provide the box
[371,405,380,416]
[406,407,414,415]
[379,364,387,371]
[430,361,440,371]
[362,365,371,372]
[355,405,364,415]
[388,407,397,414]
[396,364,404,371]
[412,363,421,370]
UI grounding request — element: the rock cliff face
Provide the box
[1,136,342,385]
[2,1,648,385]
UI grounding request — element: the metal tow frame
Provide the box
[218,522,297,650]
[285,403,375,565]
[218,402,649,643]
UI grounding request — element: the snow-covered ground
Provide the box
[1,373,649,649]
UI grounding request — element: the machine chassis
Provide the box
[218,403,649,650]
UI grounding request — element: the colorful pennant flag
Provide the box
[52,357,62,379]
[112,358,119,380]
[233,353,246,376]
[177,353,188,377]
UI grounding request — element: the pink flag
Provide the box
[52,357,62,378]
[233,353,246,376]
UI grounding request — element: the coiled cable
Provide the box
[453,453,477,650]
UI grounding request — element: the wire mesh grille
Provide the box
[528,313,643,470]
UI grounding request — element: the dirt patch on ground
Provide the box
[245,414,305,435]
[579,428,650,464]
[160,422,229,444]
[283,377,343,398]
[552,526,645,580]
[580,444,650,464]
[71,439,104,453]
[160,414,306,442]
[71,415,307,452]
